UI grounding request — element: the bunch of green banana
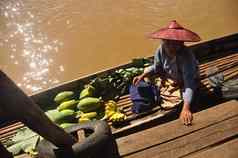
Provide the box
[105,100,117,112]
[77,97,103,113]
[101,100,117,120]
[54,91,74,104]
[57,99,78,111]
[80,112,98,119]
[109,112,127,122]
[78,117,91,123]
[79,84,95,99]
[78,111,98,123]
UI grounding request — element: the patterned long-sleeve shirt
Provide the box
[144,44,199,104]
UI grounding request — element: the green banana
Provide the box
[79,85,95,99]
[57,99,78,111]
[60,123,77,129]
[109,112,127,122]
[78,117,91,123]
[80,112,97,119]
[77,97,102,112]
[54,91,74,104]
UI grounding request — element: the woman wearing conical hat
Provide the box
[133,20,201,126]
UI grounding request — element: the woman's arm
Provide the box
[133,46,162,85]
[180,51,199,125]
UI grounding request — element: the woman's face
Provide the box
[162,40,184,57]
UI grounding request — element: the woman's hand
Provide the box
[133,74,144,85]
[180,102,193,126]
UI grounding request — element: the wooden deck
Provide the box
[116,100,238,158]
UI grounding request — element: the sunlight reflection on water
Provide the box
[1,0,64,94]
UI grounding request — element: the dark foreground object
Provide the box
[0,70,75,157]
[37,120,119,158]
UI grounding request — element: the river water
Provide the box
[0,0,238,95]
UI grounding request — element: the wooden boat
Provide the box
[0,33,238,157]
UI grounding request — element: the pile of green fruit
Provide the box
[47,66,149,126]
[46,86,103,128]
[46,83,127,129]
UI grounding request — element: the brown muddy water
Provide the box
[0,0,238,95]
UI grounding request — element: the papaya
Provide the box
[45,109,75,124]
[57,99,78,111]
[54,91,74,104]
[77,97,102,113]
[60,109,75,116]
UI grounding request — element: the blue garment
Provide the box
[129,81,159,114]
[144,44,199,104]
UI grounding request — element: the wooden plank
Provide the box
[201,65,238,86]
[112,112,165,136]
[187,138,238,158]
[117,100,238,157]
[199,55,238,75]
[0,122,22,132]
[111,106,170,136]
[199,53,238,70]
[200,60,238,79]
[200,66,238,92]
[0,130,18,140]
[120,114,238,158]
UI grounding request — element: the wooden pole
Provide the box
[0,70,76,148]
